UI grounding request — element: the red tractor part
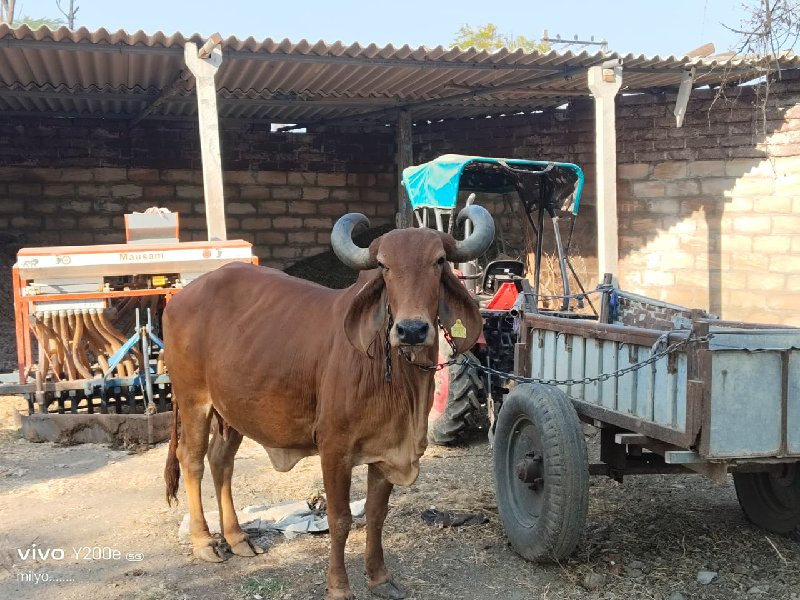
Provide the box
[429,265,489,442]
[430,267,466,424]
[430,347,449,423]
[486,281,519,310]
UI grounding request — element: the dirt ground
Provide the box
[0,396,798,600]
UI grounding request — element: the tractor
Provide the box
[406,154,588,446]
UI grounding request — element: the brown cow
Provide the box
[163,206,494,600]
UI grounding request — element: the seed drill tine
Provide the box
[143,308,155,412]
[104,309,141,378]
[146,307,165,350]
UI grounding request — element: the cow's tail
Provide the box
[164,401,181,506]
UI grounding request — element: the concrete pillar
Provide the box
[184,36,226,241]
[587,62,623,282]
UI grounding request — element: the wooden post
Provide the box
[588,63,622,283]
[184,35,226,241]
[598,272,614,324]
[396,109,413,229]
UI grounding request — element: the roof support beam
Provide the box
[0,37,182,55]
[222,49,566,71]
[0,109,285,125]
[0,85,407,108]
[0,84,579,107]
[0,87,159,102]
[588,61,623,284]
[129,69,192,127]
[0,83,724,110]
[282,66,588,129]
[220,97,401,108]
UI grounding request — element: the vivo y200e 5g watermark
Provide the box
[4,542,144,585]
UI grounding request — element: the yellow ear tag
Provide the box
[450,319,467,339]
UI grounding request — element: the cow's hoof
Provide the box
[369,578,406,599]
[193,543,225,563]
[230,537,264,557]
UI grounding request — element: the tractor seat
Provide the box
[481,260,525,295]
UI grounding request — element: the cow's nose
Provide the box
[396,319,429,345]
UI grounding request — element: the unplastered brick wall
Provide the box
[0,117,396,269]
[615,77,800,326]
[0,167,394,268]
[414,76,800,326]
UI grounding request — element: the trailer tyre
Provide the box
[493,383,588,561]
[733,464,800,541]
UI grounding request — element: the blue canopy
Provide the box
[401,154,584,214]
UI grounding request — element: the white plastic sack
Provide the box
[178,498,366,541]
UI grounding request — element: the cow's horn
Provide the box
[331,213,377,270]
[448,204,495,262]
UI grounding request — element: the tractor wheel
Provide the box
[733,463,800,540]
[428,353,486,445]
[493,383,588,561]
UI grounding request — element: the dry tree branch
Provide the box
[716,1,800,146]
[0,0,16,25]
[764,535,788,565]
[56,0,79,29]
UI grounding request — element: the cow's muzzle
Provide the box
[395,319,430,346]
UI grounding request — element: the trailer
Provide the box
[403,154,800,560]
[498,297,800,559]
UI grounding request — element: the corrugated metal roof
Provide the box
[1,24,797,125]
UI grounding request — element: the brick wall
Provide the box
[615,76,800,325]
[0,117,395,172]
[0,166,394,268]
[413,76,800,326]
[0,117,396,269]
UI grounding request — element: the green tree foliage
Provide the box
[16,15,65,29]
[452,23,548,52]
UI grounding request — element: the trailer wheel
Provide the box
[733,463,800,540]
[493,383,588,561]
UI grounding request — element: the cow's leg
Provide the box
[321,451,354,600]
[207,423,264,557]
[365,464,405,599]
[176,400,222,562]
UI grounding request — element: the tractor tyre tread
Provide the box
[429,353,486,445]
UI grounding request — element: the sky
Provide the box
[12,0,753,57]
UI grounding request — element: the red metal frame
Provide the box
[485,282,519,310]
[16,239,252,256]
[11,255,259,384]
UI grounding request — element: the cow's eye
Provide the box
[378,261,387,270]
[436,257,445,266]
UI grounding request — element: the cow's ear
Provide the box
[344,273,386,355]
[438,264,482,354]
